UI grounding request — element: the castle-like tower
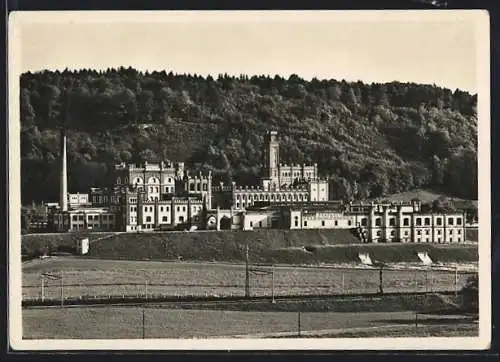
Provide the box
[260,130,323,193]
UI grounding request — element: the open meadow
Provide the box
[22,229,478,265]
[22,257,476,301]
[21,305,477,339]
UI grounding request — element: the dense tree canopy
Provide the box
[20,68,478,204]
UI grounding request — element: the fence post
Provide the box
[41,276,45,302]
[271,265,275,304]
[142,307,145,339]
[455,267,459,296]
[298,312,301,337]
[245,244,250,298]
[60,271,64,307]
[341,273,345,294]
[145,280,148,300]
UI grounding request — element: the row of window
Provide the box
[130,177,174,184]
[373,229,461,237]
[414,237,462,243]
[71,214,114,221]
[236,193,308,201]
[371,216,462,227]
[279,171,313,178]
[310,216,463,227]
[132,186,175,193]
[71,223,114,230]
[138,205,202,213]
[189,183,209,191]
[294,217,351,228]
[91,195,121,204]
[416,229,461,235]
[294,217,464,230]
[144,215,184,223]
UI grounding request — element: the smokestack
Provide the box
[59,86,73,212]
[60,128,68,212]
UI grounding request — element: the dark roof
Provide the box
[248,201,344,212]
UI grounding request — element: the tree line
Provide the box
[20,67,478,205]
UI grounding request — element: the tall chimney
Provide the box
[60,129,68,211]
[59,86,73,212]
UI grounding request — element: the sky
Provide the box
[11,11,488,94]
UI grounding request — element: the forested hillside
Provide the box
[20,68,478,204]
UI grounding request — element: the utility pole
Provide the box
[41,275,45,302]
[245,244,250,298]
[142,307,145,339]
[298,312,301,337]
[60,271,64,307]
[378,265,384,295]
[271,265,275,303]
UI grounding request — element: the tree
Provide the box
[21,208,32,234]
[19,69,478,203]
[431,154,445,185]
[20,89,36,128]
[461,274,478,313]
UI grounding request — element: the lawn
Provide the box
[305,323,478,338]
[23,306,475,339]
[22,229,478,265]
[22,258,476,301]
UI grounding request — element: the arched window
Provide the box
[116,177,121,184]
[124,177,128,183]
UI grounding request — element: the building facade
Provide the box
[213,130,329,211]
[48,129,467,243]
[236,200,465,243]
[52,207,117,232]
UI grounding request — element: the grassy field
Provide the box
[23,305,476,339]
[22,232,117,257]
[147,292,467,314]
[288,323,478,338]
[22,258,476,301]
[380,189,478,208]
[22,229,478,265]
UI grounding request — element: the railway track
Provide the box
[23,290,457,309]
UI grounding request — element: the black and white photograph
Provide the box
[8,10,491,350]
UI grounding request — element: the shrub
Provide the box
[461,274,478,313]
